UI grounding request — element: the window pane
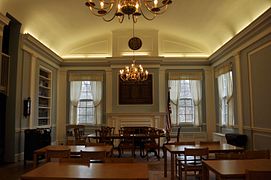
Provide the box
[76,81,96,124]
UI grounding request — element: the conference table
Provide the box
[163,143,244,179]
[202,159,271,180]
[87,133,165,157]
[33,145,113,167]
[21,162,149,180]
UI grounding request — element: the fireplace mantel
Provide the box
[106,112,167,133]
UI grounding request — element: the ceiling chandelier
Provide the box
[119,22,148,81]
[85,0,172,23]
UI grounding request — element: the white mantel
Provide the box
[106,112,167,134]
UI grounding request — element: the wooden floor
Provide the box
[0,149,215,180]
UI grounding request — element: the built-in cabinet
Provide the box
[38,67,52,127]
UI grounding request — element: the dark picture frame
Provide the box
[119,74,153,104]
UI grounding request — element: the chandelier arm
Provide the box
[88,1,114,11]
[118,15,125,23]
[132,15,138,23]
[87,3,114,17]
[142,0,170,9]
[102,15,116,22]
[140,8,156,21]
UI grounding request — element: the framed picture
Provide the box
[119,74,153,104]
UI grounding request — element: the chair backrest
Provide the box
[46,149,70,162]
[244,150,270,159]
[184,147,209,162]
[215,152,244,160]
[245,170,271,180]
[176,127,181,143]
[80,150,106,163]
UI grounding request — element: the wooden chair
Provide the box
[46,149,70,162]
[199,141,220,159]
[143,128,162,160]
[245,170,271,180]
[118,128,135,157]
[74,126,86,145]
[244,149,270,159]
[215,152,244,160]
[95,126,115,145]
[80,150,107,163]
[66,124,86,145]
[179,147,209,180]
[175,141,196,177]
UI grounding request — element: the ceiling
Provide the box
[0,0,270,59]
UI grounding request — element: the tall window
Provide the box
[77,81,95,124]
[168,72,202,126]
[217,70,234,126]
[178,80,194,123]
[69,74,103,125]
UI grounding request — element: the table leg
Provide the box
[164,146,167,177]
[33,153,37,168]
[171,152,175,180]
[202,163,209,180]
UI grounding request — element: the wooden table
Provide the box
[202,159,271,180]
[21,162,148,180]
[164,143,243,180]
[88,133,165,157]
[33,145,113,167]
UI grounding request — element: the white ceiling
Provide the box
[0,0,270,58]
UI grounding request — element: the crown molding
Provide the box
[0,13,10,26]
[22,33,63,65]
[209,8,271,64]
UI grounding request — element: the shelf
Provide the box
[39,85,50,89]
[38,68,51,127]
[38,117,50,119]
[38,96,51,99]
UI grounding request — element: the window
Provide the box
[178,80,194,123]
[168,74,202,126]
[217,71,234,126]
[70,79,103,125]
[77,81,95,124]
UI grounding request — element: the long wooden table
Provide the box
[33,145,113,167]
[88,133,165,157]
[21,162,149,180]
[164,143,243,180]
[202,159,271,180]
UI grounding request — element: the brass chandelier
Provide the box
[119,21,148,81]
[85,0,172,23]
[119,59,148,81]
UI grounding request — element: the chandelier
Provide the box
[85,0,172,23]
[119,60,148,81]
[119,21,148,81]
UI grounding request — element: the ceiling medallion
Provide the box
[85,0,172,23]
